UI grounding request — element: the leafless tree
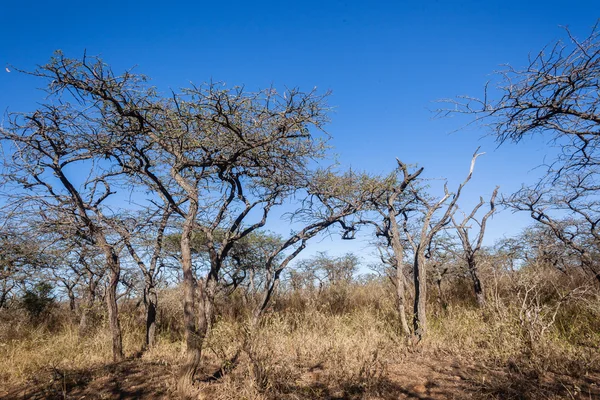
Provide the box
[403,150,482,340]
[0,101,128,362]
[0,226,49,309]
[505,186,600,284]
[452,186,499,306]
[443,24,600,286]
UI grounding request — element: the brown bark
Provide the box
[178,200,202,388]
[467,258,486,307]
[94,231,124,362]
[197,275,217,341]
[105,264,123,362]
[413,250,427,340]
[144,284,158,348]
[79,272,99,336]
[395,267,411,336]
[389,213,411,337]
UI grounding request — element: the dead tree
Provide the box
[443,24,600,285]
[452,186,499,306]
[403,150,482,340]
[506,186,600,284]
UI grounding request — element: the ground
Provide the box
[2,355,598,399]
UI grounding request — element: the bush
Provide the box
[21,282,55,320]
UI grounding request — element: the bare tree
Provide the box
[13,53,336,387]
[403,150,482,340]
[0,101,129,361]
[443,24,600,286]
[505,186,600,283]
[452,186,499,306]
[0,226,49,309]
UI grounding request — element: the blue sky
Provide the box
[1,1,598,261]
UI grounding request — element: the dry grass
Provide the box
[1,267,600,399]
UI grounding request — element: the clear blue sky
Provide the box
[1,1,598,260]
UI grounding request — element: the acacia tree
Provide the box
[452,186,499,306]
[0,97,129,361]
[359,160,423,337]
[444,24,600,284]
[49,253,81,312]
[16,53,335,387]
[0,227,35,308]
[505,187,600,283]
[250,169,374,326]
[157,85,331,387]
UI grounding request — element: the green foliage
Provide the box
[21,282,54,319]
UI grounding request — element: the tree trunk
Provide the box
[144,283,158,348]
[388,210,411,337]
[178,205,202,389]
[413,249,427,340]
[395,265,411,337]
[79,280,96,336]
[68,288,76,312]
[106,263,123,362]
[198,274,217,339]
[468,258,485,307]
[95,230,124,362]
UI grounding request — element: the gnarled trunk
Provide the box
[395,264,411,337]
[144,283,158,348]
[197,275,217,343]
[388,211,411,337]
[106,265,123,362]
[468,258,486,307]
[413,249,427,340]
[178,203,202,389]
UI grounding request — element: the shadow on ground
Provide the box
[0,359,173,400]
[2,355,599,399]
[267,356,600,400]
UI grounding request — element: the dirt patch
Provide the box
[0,359,174,399]
[1,355,598,399]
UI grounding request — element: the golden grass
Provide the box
[1,269,599,399]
